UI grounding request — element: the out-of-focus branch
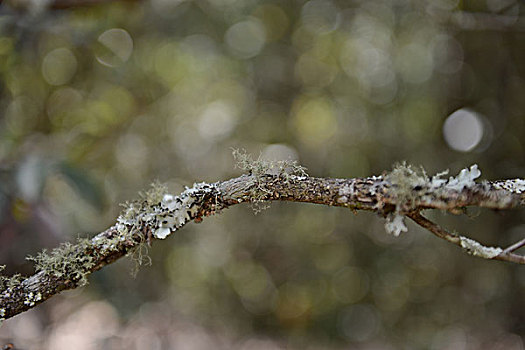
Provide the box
[49,0,139,9]
[1,164,524,322]
[0,0,140,11]
[448,11,525,32]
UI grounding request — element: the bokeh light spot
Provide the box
[301,0,340,34]
[151,0,188,16]
[292,96,337,146]
[332,267,370,304]
[198,100,238,141]
[396,43,434,84]
[41,48,77,86]
[47,301,119,349]
[96,28,134,67]
[276,283,312,322]
[295,53,337,88]
[225,18,266,59]
[5,96,40,134]
[115,133,148,171]
[338,304,380,342]
[253,4,289,42]
[46,87,83,124]
[443,109,484,152]
[432,34,464,74]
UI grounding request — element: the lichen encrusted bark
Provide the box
[116,182,225,241]
[1,163,525,323]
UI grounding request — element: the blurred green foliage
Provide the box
[0,0,525,348]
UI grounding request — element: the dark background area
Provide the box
[0,0,524,348]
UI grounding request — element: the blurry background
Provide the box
[0,0,524,348]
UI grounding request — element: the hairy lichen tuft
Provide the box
[387,162,429,210]
[0,266,24,291]
[26,238,96,286]
[232,148,308,178]
[232,148,308,213]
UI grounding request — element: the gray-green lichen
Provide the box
[116,181,220,240]
[459,236,503,258]
[0,265,24,296]
[232,148,308,212]
[26,239,96,286]
[492,179,525,194]
[384,164,482,236]
[384,213,408,237]
[10,180,221,289]
[387,163,482,209]
[232,148,308,179]
[23,292,42,307]
[0,266,10,326]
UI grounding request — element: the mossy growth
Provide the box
[232,148,308,213]
[1,265,24,324]
[115,182,169,271]
[232,148,308,179]
[26,238,96,287]
[386,162,430,211]
[0,265,24,291]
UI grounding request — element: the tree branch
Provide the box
[407,212,525,264]
[1,164,524,322]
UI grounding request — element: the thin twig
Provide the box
[502,237,525,254]
[407,211,525,264]
[406,212,460,245]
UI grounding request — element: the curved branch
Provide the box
[1,169,524,322]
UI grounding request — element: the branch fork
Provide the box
[1,162,524,323]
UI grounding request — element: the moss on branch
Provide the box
[1,159,524,323]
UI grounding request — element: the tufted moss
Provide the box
[232,148,307,179]
[0,266,24,291]
[386,162,429,211]
[26,238,96,287]
[232,148,308,212]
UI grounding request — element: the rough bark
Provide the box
[1,169,524,322]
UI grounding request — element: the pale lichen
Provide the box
[443,165,481,191]
[459,236,503,258]
[232,148,308,179]
[232,148,308,213]
[116,181,220,241]
[388,164,483,209]
[385,164,483,236]
[23,292,42,307]
[384,213,408,237]
[26,239,96,286]
[387,163,429,209]
[338,183,355,202]
[0,266,23,292]
[493,179,525,194]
